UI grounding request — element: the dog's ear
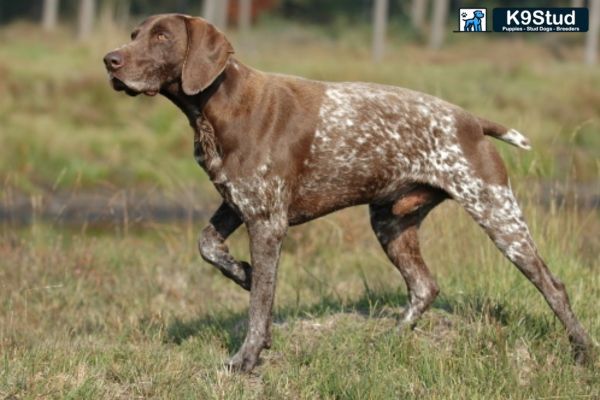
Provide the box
[181,17,234,96]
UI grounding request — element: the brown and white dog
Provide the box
[103,14,592,372]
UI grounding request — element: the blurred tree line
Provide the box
[1,0,590,25]
[1,0,598,63]
[1,0,202,26]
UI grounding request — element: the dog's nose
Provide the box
[103,51,124,71]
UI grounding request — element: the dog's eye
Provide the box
[156,33,168,41]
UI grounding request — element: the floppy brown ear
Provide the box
[182,17,234,96]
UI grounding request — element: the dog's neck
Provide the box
[160,58,256,129]
[160,58,258,183]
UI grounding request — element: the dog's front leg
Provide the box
[198,202,252,290]
[227,215,287,372]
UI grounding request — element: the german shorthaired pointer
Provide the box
[103,14,592,371]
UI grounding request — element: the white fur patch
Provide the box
[501,129,531,150]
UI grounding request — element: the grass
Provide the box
[0,19,599,399]
[1,198,599,398]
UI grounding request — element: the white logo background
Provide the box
[459,8,487,32]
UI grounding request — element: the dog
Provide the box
[463,10,485,31]
[103,14,591,372]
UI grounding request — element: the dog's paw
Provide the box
[226,261,252,291]
[226,349,259,373]
[397,320,417,334]
[237,261,252,291]
[397,307,421,330]
[571,334,595,367]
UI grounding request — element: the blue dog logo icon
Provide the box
[459,8,487,32]
[463,10,485,31]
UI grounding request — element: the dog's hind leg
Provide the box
[199,201,252,291]
[445,141,592,364]
[369,187,446,328]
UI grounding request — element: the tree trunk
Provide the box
[429,0,448,50]
[239,0,252,32]
[99,0,115,27]
[586,0,600,65]
[116,0,131,27]
[203,0,217,22]
[42,0,59,31]
[98,0,128,28]
[571,0,584,7]
[78,0,96,41]
[372,0,388,62]
[411,0,427,28]
[176,0,190,14]
[203,0,229,29]
[214,0,229,30]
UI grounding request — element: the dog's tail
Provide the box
[477,117,531,150]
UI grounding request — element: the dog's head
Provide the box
[473,10,485,19]
[103,14,234,97]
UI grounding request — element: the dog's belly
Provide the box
[288,180,418,225]
[290,82,460,223]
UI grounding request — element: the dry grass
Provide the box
[0,198,599,398]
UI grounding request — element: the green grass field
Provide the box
[0,21,599,399]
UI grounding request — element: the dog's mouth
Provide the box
[110,76,158,97]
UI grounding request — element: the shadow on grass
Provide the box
[165,290,410,352]
[449,292,556,339]
[164,288,556,353]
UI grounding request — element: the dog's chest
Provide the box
[193,116,289,219]
[193,120,235,210]
[193,116,226,183]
